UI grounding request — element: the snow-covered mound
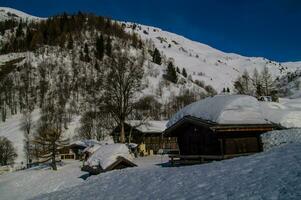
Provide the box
[260,99,301,128]
[0,7,43,22]
[167,95,268,128]
[35,143,301,200]
[262,129,301,151]
[86,144,132,169]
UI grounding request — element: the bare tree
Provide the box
[21,109,33,167]
[261,66,274,96]
[33,102,68,170]
[104,47,145,143]
[0,136,17,166]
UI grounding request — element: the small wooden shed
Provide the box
[164,116,277,162]
[82,156,137,175]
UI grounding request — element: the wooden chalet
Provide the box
[164,116,278,165]
[59,143,87,160]
[112,121,177,155]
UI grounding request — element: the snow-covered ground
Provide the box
[33,144,301,200]
[262,129,301,151]
[0,156,169,200]
[0,110,81,167]
[0,160,86,200]
[1,126,301,200]
[0,110,40,165]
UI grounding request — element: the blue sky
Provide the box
[1,0,301,62]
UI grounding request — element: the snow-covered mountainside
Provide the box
[34,143,301,200]
[0,7,300,94]
[125,23,301,92]
[0,7,42,22]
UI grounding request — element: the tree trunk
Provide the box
[120,121,125,143]
[51,143,57,170]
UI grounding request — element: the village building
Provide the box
[112,120,177,156]
[164,95,281,165]
[82,144,137,175]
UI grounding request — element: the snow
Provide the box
[0,110,40,166]
[86,144,133,169]
[166,94,301,129]
[127,120,167,133]
[167,95,268,128]
[0,7,43,22]
[35,144,301,200]
[0,160,86,200]
[260,98,301,128]
[126,23,301,92]
[262,129,301,151]
[0,110,82,167]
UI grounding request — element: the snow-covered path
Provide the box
[34,144,301,200]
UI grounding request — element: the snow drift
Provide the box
[85,144,132,170]
[262,129,301,151]
[260,99,301,128]
[35,144,301,200]
[167,95,268,128]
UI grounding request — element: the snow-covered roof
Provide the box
[167,95,269,128]
[86,144,132,169]
[71,139,101,148]
[127,120,168,133]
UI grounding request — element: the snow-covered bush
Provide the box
[261,129,301,151]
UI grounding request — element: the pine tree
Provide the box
[84,43,91,62]
[165,62,178,83]
[152,48,162,65]
[106,36,112,57]
[95,34,104,61]
[182,68,187,78]
[67,34,73,50]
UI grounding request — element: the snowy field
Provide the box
[0,156,169,200]
[0,160,86,200]
[0,132,301,200]
[33,144,301,200]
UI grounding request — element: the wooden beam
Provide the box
[214,127,273,132]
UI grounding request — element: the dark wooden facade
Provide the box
[112,122,177,154]
[164,116,277,157]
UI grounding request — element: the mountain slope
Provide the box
[126,23,301,92]
[1,7,300,93]
[0,7,42,22]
